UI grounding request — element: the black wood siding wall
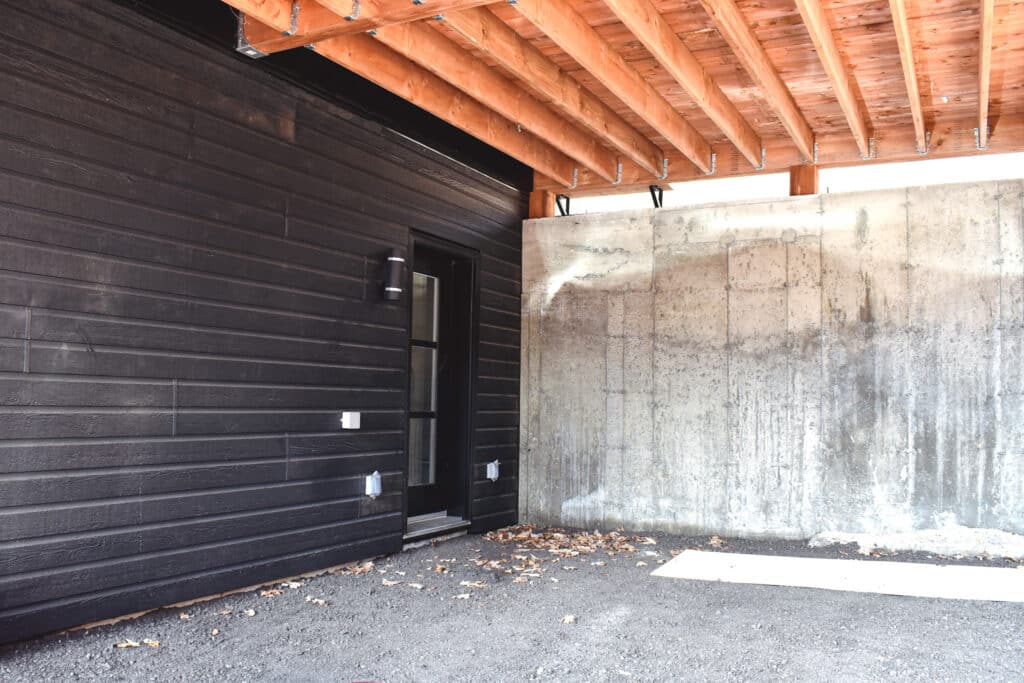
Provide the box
[0,0,523,643]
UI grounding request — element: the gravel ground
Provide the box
[2,529,1022,682]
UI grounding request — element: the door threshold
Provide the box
[404,511,470,542]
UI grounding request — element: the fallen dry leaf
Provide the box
[562,566,578,572]
[512,576,528,583]
[408,583,425,590]
[261,589,284,598]
[331,561,374,576]
[636,561,648,567]
[281,581,304,589]
[142,639,160,648]
[382,579,401,587]
[590,561,606,567]
[550,578,560,583]
[453,593,471,600]
[113,639,140,649]
[216,610,232,616]
[305,596,328,606]
[708,536,726,548]
[459,580,486,589]
[243,609,256,617]
[211,629,220,637]
[178,613,191,620]
[433,564,450,574]
[486,525,653,558]
[561,615,577,624]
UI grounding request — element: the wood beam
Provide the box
[372,22,620,183]
[978,0,995,148]
[535,112,1024,195]
[602,0,762,169]
[441,8,665,178]
[698,0,816,163]
[887,0,927,153]
[509,0,714,174]
[791,0,872,158]
[528,190,557,219]
[233,0,498,55]
[789,164,819,196]
[312,35,579,188]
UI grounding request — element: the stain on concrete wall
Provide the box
[520,180,1024,538]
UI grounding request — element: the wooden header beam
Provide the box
[372,22,621,183]
[698,0,816,163]
[231,0,498,55]
[312,35,579,188]
[602,0,763,169]
[792,0,872,158]
[441,8,665,177]
[887,0,927,153]
[509,0,714,174]
[535,112,1024,195]
[978,0,995,148]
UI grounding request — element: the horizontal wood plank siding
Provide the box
[0,0,523,643]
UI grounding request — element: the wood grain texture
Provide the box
[0,0,522,644]
[887,0,927,152]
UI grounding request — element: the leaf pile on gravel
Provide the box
[484,525,657,557]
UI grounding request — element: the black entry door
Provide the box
[407,239,475,518]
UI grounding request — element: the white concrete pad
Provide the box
[652,550,1024,602]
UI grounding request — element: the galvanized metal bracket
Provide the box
[568,167,579,191]
[974,126,989,150]
[752,147,766,171]
[803,140,818,165]
[344,0,361,21]
[860,137,876,160]
[658,157,669,180]
[704,152,716,176]
[916,130,931,156]
[610,161,623,186]
[236,15,268,59]
[282,1,300,36]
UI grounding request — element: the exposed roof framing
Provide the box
[225,0,1024,196]
[791,0,872,158]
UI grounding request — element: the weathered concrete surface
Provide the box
[520,180,1024,538]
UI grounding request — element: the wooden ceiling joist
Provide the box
[312,35,579,188]
[887,0,928,153]
[371,21,622,183]
[232,0,498,55]
[601,0,763,169]
[508,0,714,175]
[978,0,995,149]
[791,0,873,158]
[698,0,816,163]
[440,8,666,177]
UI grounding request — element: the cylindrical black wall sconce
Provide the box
[384,248,405,301]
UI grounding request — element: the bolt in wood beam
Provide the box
[509,0,714,174]
[312,35,579,188]
[791,0,872,158]
[978,0,995,148]
[887,0,927,152]
[441,8,665,178]
[372,21,621,183]
[698,0,816,163]
[602,0,763,169]
[231,0,499,54]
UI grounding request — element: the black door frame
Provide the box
[403,231,480,528]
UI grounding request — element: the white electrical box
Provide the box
[365,471,382,499]
[487,460,500,482]
[341,412,361,430]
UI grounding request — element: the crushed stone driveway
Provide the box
[2,528,1022,682]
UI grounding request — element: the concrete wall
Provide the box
[520,180,1024,538]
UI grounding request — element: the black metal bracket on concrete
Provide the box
[649,184,664,209]
[556,194,571,216]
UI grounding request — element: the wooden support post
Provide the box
[789,164,819,196]
[528,190,557,219]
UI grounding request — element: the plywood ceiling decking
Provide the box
[226,0,1023,195]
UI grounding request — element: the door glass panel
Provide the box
[410,346,437,412]
[411,272,439,342]
[408,417,436,486]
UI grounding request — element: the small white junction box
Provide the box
[341,412,361,430]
